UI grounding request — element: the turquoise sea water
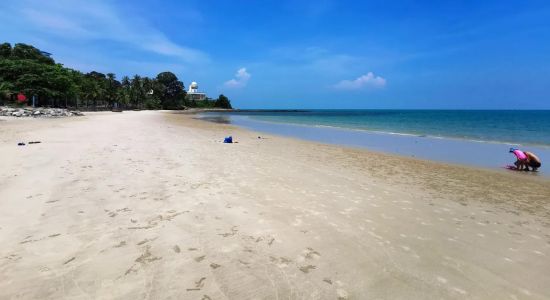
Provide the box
[199,110,550,175]
[215,110,550,146]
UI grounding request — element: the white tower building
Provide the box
[186,81,206,101]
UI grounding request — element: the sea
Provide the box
[198,110,550,175]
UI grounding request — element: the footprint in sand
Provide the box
[186,277,206,291]
[280,257,292,264]
[137,238,157,246]
[336,288,349,299]
[304,247,321,259]
[210,263,221,269]
[218,226,239,237]
[173,245,181,253]
[63,257,76,265]
[238,259,251,266]
[114,241,126,248]
[270,256,292,268]
[194,255,206,262]
[4,254,21,261]
[135,245,162,264]
[125,264,138,275]
[20,233,61,244]
[299,265,316,273]
[39,266,50,272]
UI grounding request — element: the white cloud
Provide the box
[333,72,386,90]
[224,68,251,88]
[10,0,208,63]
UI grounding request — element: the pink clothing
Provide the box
[512,150,527,160]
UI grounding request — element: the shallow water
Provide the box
[211,110,550,147]
[199,112,550,176]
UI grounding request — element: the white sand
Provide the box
[0,111,549,299]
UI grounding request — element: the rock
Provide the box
[0,106,84,118]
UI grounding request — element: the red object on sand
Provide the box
[17,93,27,103]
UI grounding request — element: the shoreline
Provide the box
[195,112,550,176]
[209,114,545,147]
[197,109,550,148]
[174,112,550,218]
[1,111,549,299]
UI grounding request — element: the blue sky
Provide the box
[1,0,550,109]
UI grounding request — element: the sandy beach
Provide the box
[1,111,549,299]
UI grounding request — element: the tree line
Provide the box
[0,43,232,110]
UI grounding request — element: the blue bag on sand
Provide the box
[223,136,233,143]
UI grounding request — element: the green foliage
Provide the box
[0,43,12,58]
[156,71,186,109]
[0,42,234,110]
[130,74,144,108]
[12,43,55,65]
[184,95,232,109]
[215,94,232,109]
[105,73,120,107]
[0,81,14,104]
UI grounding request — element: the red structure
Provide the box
[17,93,27,103]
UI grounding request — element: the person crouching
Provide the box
[510,148,528,171]
[524,151,542,171]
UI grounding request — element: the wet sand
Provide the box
[199,112,550,175]
[0,111,549,299]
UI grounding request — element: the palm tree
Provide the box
[106,73,119,109]
[130,75,144,109]
[120,76,131,109]
[81,80,102,110]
